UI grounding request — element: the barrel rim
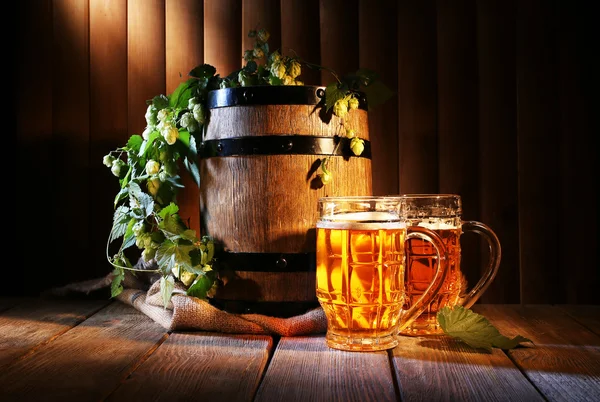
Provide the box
[206,85,368,110]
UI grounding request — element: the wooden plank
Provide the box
[204,0,243,79]
[391,334,544,401]
[254,335,397,401]
[89,0,129,281]
[14,0,53,296]
[0,302,167,402]
[52,0,91,288]
[556,0,597,304]
[0,299,109,369]
[436,0,481,297]
[166,0,204,237]
[128,0,166,135]
[107,332,272,402]
[319,0,359,85]
[166,0,204,93]
[397,0,438,194]
[280,0,321,85]
[476,0,520,304]
[242,0,281,58]
[474,305,600,402]
[557,305,600,337]
[359,0,399,196]
[516,0,560,303]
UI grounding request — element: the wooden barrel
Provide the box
[199,85,372,317]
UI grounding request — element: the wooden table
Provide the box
[0,298,598,402]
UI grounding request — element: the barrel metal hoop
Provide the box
[216,251,316,272]
[207,85,368,110]
[199,135,372,159]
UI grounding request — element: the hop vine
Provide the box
[103,28,389,305]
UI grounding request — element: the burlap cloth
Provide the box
[118,279,327,336]
[48,269,327,336]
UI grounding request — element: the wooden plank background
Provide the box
[12,0,597,305]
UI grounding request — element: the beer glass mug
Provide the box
[399,194,501,336]
[316,196,448,352]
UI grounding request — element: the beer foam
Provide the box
[416,221,458,230]
[318,211,406,230]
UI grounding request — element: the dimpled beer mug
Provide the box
[316,196,448,352]
[399,194,501,336]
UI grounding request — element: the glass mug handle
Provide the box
[459,221,502,308]
[397,226,448,333]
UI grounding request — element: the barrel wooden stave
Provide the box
[205,105,369,140]
[200,96,372,311]
[200,154,372,253]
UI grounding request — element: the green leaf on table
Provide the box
[437,305,533,352]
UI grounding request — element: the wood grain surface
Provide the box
[201,103,371,255]
[204,0,242,76]
[254,335,397,402]
[0,302,166,402]
[165,0,205,238]
[89,0,129,281]
[474,304,600,402]
[280,0,321,86]
[12,0,599,305]
[1,302,598,402]
[127,0,166,135]
[108,332,273,402]
[0,299,108,369]
[558,305,600,337]
[52,0,91,287]
[391,334,543,402]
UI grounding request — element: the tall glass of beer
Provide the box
[316,196,448,351]
[399,194,501,336]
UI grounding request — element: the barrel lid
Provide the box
[206,85,368,110]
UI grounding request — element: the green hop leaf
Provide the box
[324,82,346,112]
[169,78,196,109]
[110,266,125,298]
[160,275,175,309]
[437,306,533,352]
[189,64,217,80]
[110,206,131,243]
[187,270,217,299]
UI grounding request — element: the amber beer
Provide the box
[404,221,466,335]
[399,194,501,336]
[316,211,408,351]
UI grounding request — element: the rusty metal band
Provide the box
[199,135,371,159]
[207,85,368,110]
